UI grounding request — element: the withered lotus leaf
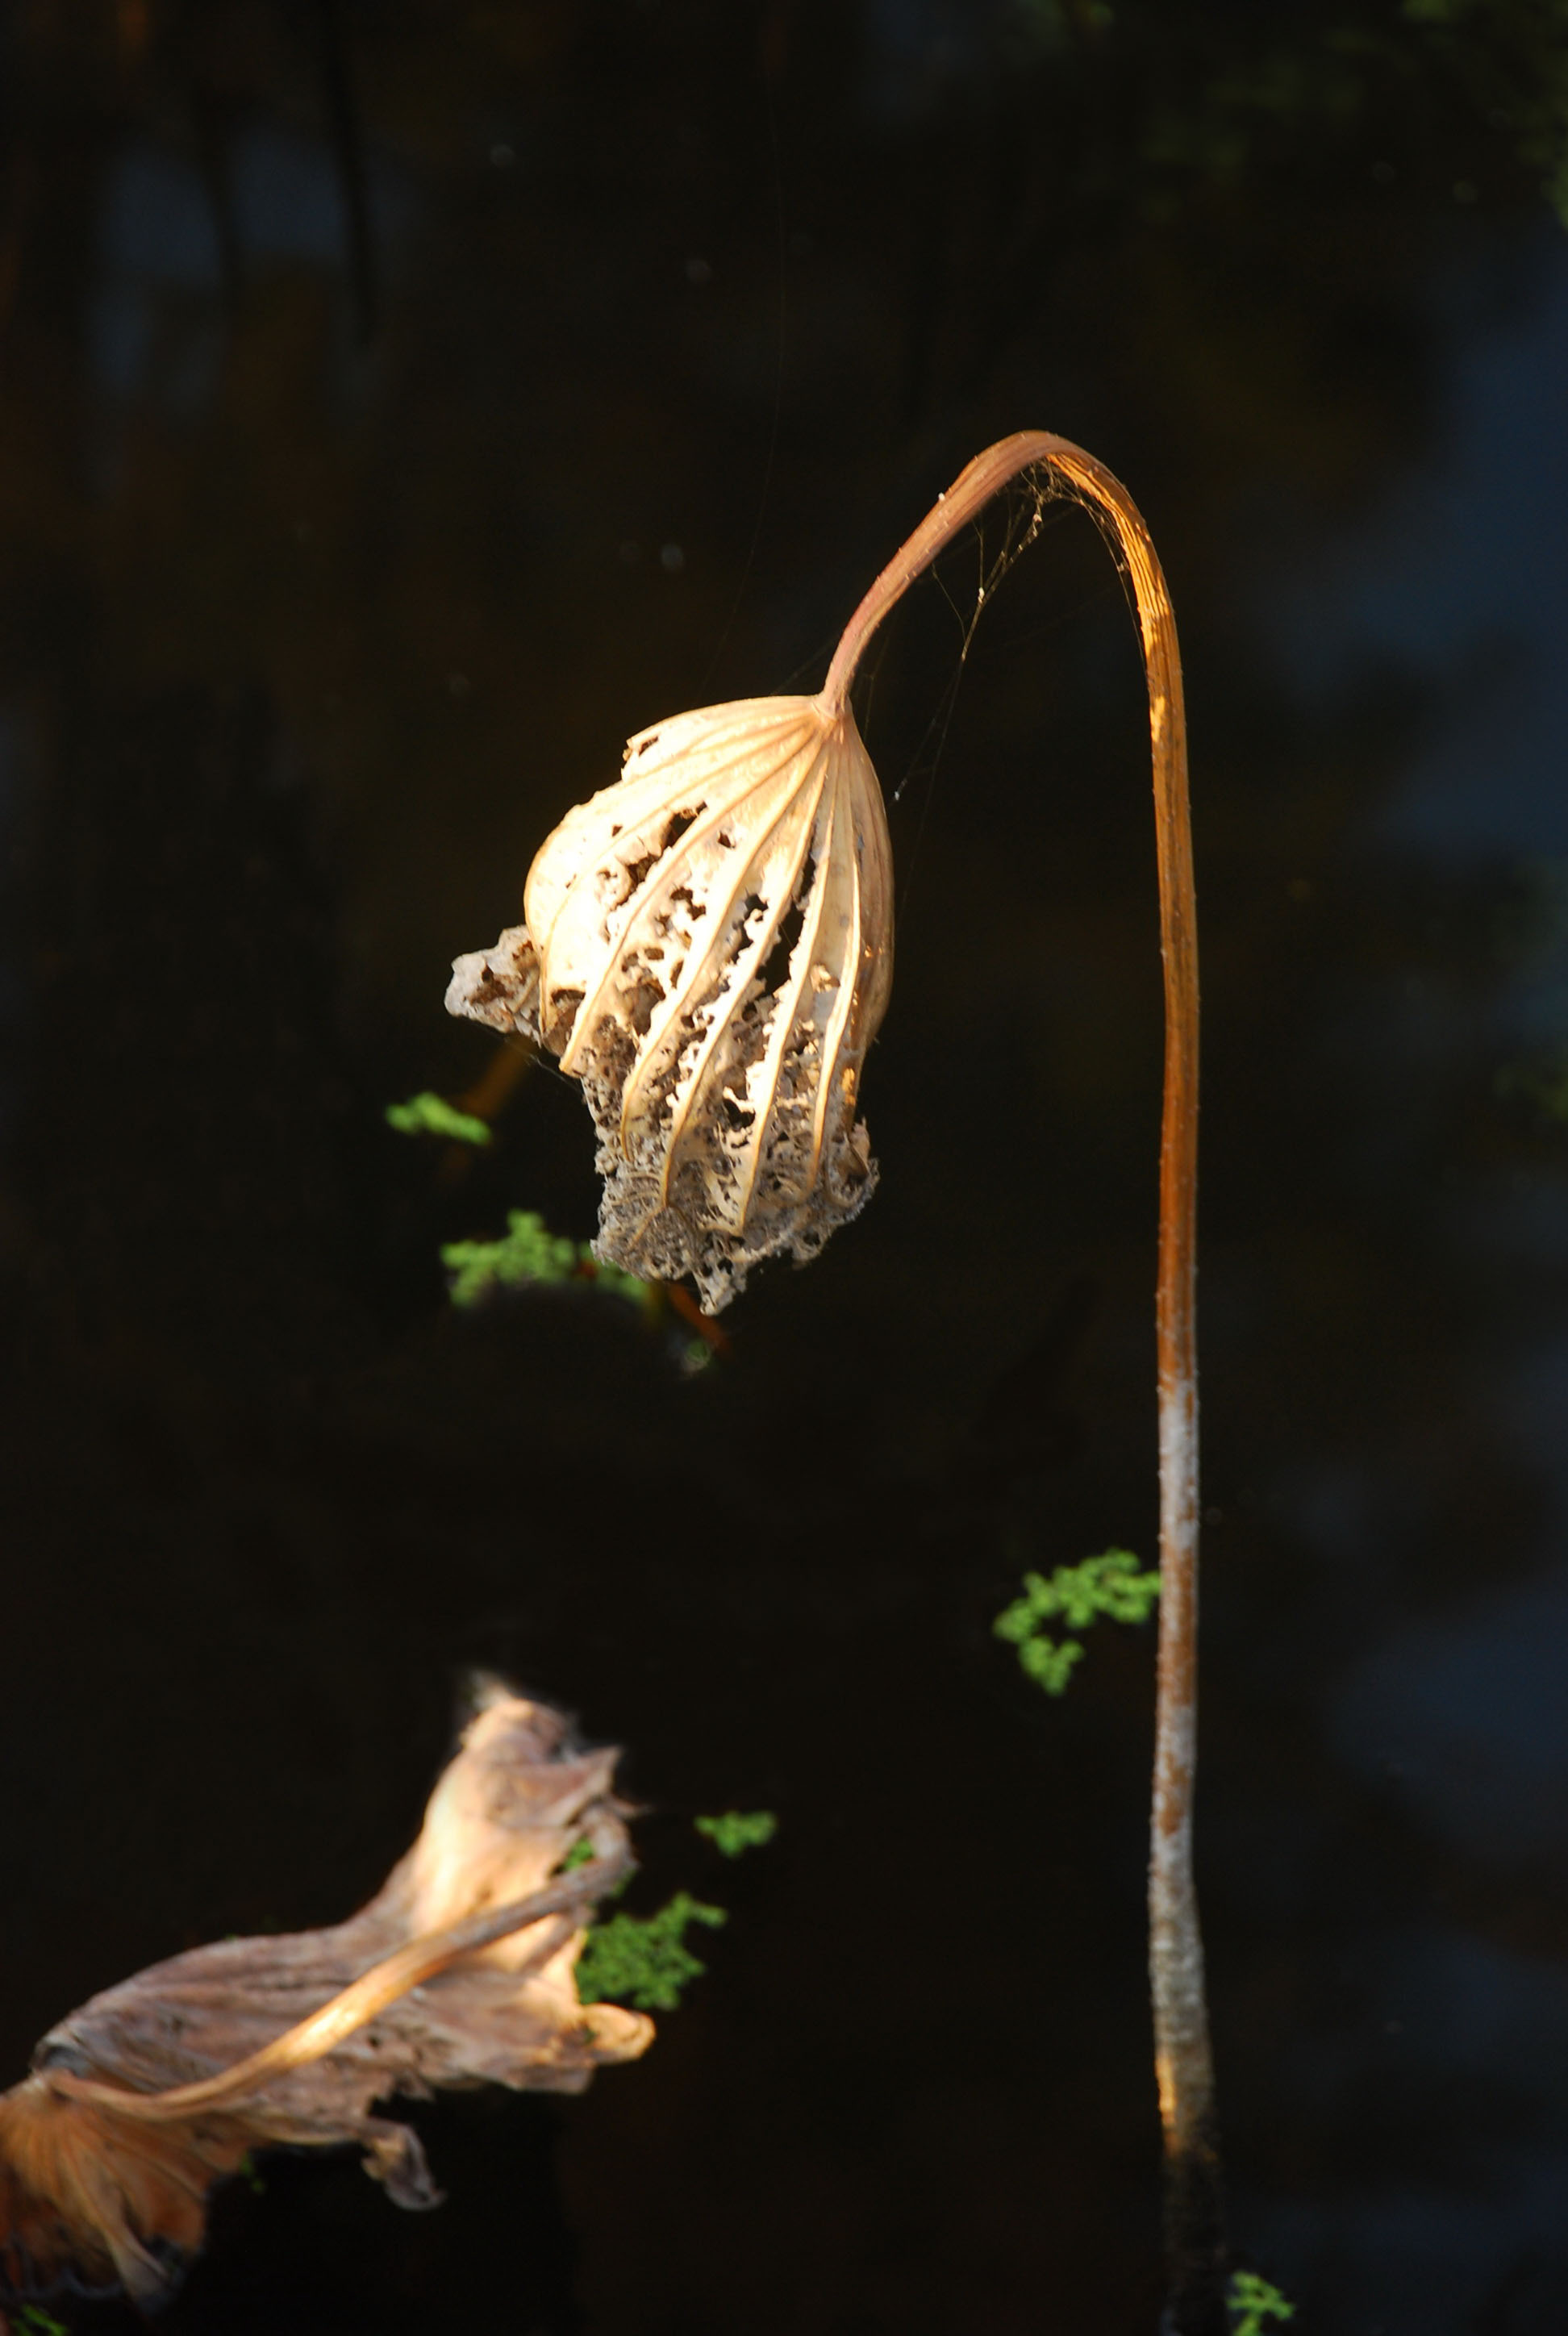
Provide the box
[445,694,895,1312]
[0,1690,649,2310]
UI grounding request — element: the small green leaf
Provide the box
[1228,2270,1295,2335]
[1016,1634,1085,1696]
[16,2308,70,2336]
[1011,1550,1162,1630]
[441,1210,587,1305]
[995,1549,1160,1694]
[386,1091,493,1145]
[994,1571,1053,1644]
[694,1810,778,1858]
[440,1210,656,1312]
[573,1893,728,2012]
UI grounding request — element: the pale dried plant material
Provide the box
[448,432,1219,2326]
[0,1690,648,2310]
[826,432,1216,2329]
[446,695,893,1312]
[832,436,1216,2331]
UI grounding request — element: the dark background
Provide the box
[4,4,1568,2331]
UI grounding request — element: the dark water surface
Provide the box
[3,8,1567,2333]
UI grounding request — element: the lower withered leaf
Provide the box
[0,1691,649,2310]
[446,694,894,1312]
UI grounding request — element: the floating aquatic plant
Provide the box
[448,430,1220,2329]
[995,1548,1163,1695]
[1228,2270,1295,2334]
[694,1809,778,1858]
[567,1809,778,2011]
[573,1893,728,2014]
[440,1206,652,1313]
[385,1090,494,1145]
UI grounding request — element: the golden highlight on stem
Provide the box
[819,434,1211,2172]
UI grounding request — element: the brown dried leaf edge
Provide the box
[0,1689,649,2310]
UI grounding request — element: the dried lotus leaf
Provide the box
[0,1691,648,2311]
[445,694,894,1312]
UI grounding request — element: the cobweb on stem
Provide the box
[888,468,1060,807]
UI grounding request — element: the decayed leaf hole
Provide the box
[447,695,894,1312]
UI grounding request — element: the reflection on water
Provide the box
[3,6,1568,2332]
[92,123,410,409]
[1337,1554,1568,1861]
[1238,227,1568,2331]
[1274,229,1568,861]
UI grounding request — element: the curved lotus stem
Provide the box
[45,1828,631,2125]
[820,433,1220,2330]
